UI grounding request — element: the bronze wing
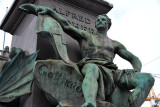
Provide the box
[0,48,38,102]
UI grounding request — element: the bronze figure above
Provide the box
[18,3,154,107]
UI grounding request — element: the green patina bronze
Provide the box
[34,60,83,106]
[36,14,72,64]
[19,3,155,107]
[0,47,39,103]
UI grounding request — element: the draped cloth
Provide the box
[77,58,123,100]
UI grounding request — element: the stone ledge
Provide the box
[58,97,115,107]
[0,0,112,34]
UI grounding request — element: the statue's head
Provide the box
[95,14,111,31]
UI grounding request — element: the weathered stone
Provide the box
[4,0,112,62]
[57,97,114,107]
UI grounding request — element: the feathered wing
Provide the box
[0,48,39,102]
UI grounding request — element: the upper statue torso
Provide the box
[79,34,116,62]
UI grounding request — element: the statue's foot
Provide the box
[81,101,96,107]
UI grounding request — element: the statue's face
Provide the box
[95,15,109,31]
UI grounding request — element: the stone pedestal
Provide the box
[0,0,113,107]
[19,82,53,107]
[58,98,115,107]
[0,0,112,62]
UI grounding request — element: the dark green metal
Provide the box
[0,47,39,103]
[19,3,155,107]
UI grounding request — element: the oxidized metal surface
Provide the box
[19,4,72,63]
[19,4,155,107]
[34,60,83,103]
[0,48,39,102]
[36,15,72,64]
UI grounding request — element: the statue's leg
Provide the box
[81,63,100,107]
[119,72,155,107]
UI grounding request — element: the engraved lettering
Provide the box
[72,22,80,29]
[67,81,73,88]
[76,86,82,93]
[59,8,64,15]
[89,28,96,34]
[68,20,71,24]
[52,6,91,25]
[65,11,70,17]
[79,16,84,22]
[50,72,82,94]
[72,13,78,20]
[53,7,59,13]
[81,25,87,31]
[39,65,48,75]
[73,82,77,89]
[64,80,69,86]
[48,72,53,79]
[85,18,90,24]
[55,72,63,80]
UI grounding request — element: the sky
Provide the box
[0,0,160,106]
[0,0,14,50]
[106,0,160,106]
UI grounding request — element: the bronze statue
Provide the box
[0,47,39,103]
[19,4,155,107]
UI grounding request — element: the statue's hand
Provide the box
[36,6,52,15]
[123,69,137,74]
[19,3,52,16]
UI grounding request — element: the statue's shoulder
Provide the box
[111,40,121,48]
[113,39,125,44]
[112,39,126,50]
[80,30,92,40]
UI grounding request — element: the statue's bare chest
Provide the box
[80,36,115,60]
[82,36,114,50]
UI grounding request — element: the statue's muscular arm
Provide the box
[41,6,88,41]
[19,4,89,41]
[113,40,142,72]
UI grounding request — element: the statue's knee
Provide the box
[82,63,99,78]
[145,73,155,86]
[83,63,98,72]
[135,73,154,88]
[140,73,155,87]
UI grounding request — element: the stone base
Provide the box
[19,82,54,107]
[0,98,19,107]
[57,97,114,107]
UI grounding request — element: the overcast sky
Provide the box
[0,0,160,106]
[0,0,14,50]
[106,0,160,106]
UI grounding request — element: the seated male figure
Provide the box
[19,4,155,107]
